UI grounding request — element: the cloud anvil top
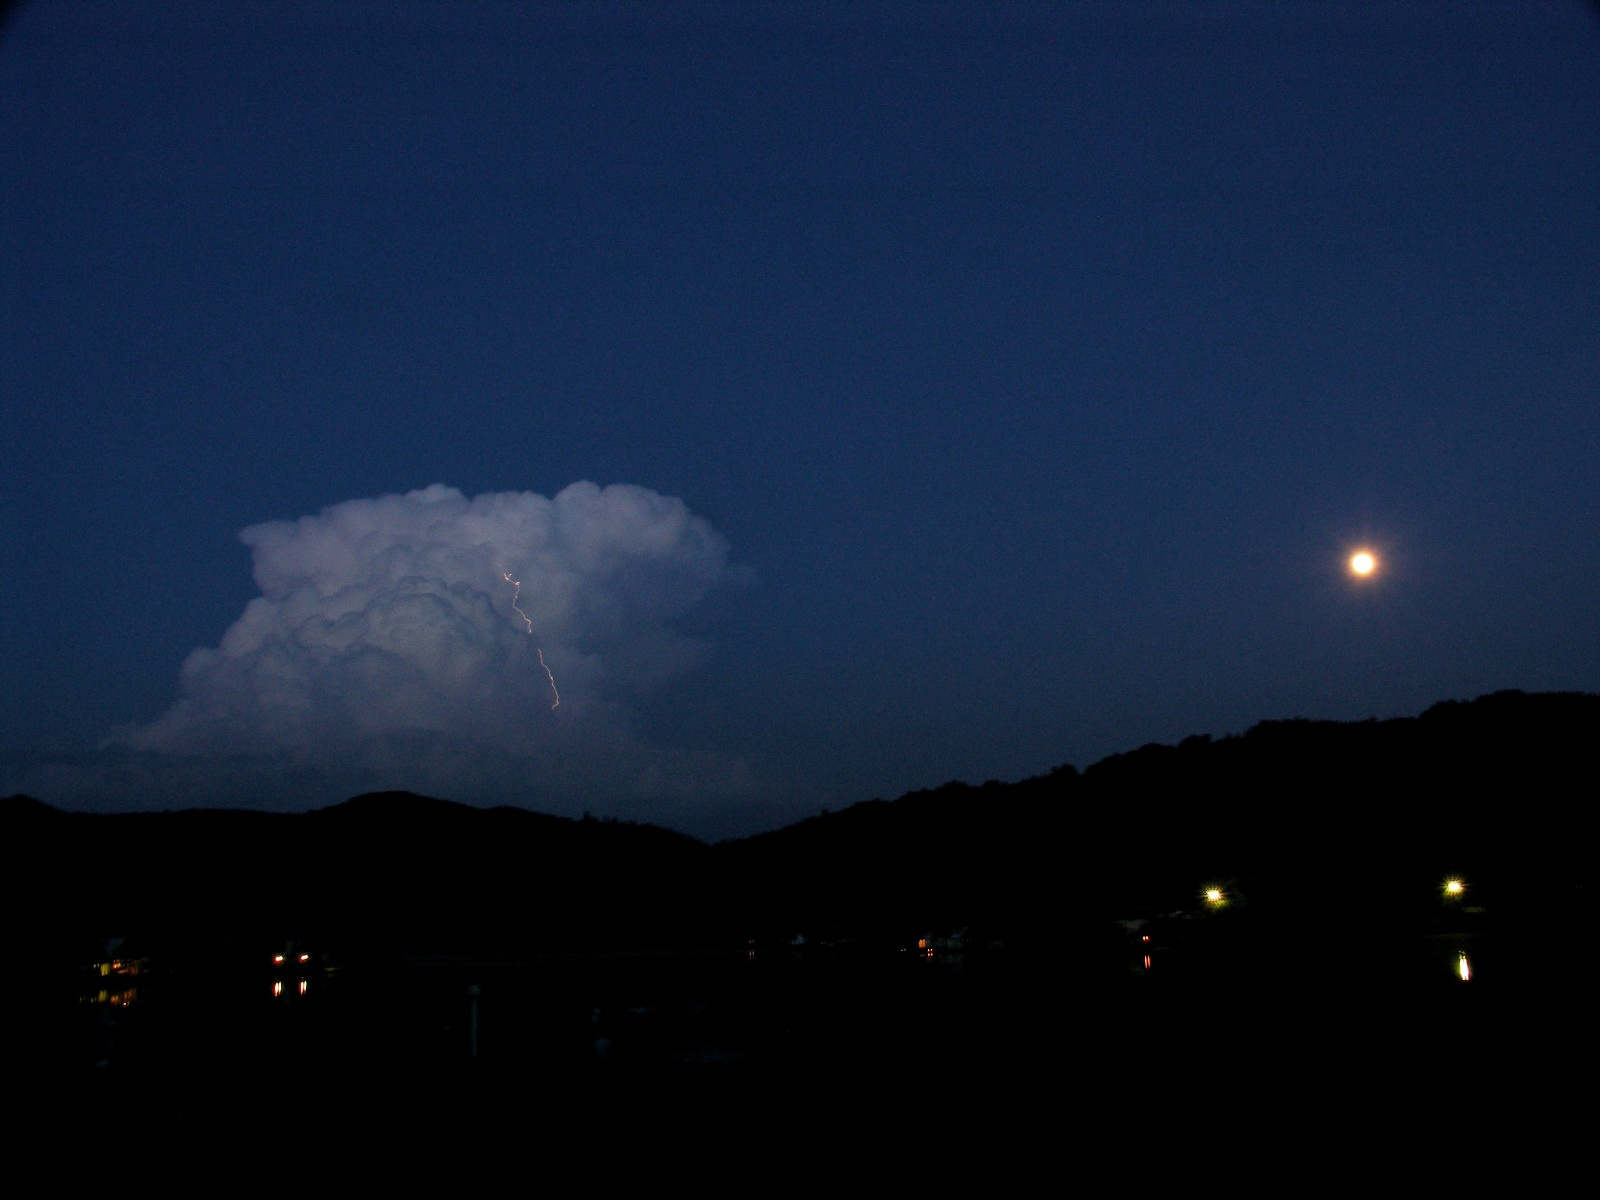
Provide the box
[101,483,747,815]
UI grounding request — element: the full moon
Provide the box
[1349,551,1377,576]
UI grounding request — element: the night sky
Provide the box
[4,1,1597,841]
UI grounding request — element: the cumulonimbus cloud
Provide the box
[102,482,753,815]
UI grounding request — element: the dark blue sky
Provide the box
[4,1,1598,840]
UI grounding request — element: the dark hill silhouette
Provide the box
[717,689,1594,933]
[4,689,1595,967]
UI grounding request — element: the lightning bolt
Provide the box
[504,572,559,710]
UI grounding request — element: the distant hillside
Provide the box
[1,790,720,958]
[719,687,1593,905]
[4,690,1594,959]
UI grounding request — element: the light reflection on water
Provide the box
[1128,935,1485,984]
[85,987,139,1007]
[74,929,1491,1032]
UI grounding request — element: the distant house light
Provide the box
[1444,879,1464,896]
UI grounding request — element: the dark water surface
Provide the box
[14,929,1589,1179]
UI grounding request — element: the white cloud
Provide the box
[100,482,753,820]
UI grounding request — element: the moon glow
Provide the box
[1349,551,1377,577]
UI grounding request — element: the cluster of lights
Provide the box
[271,948,315,998]
[96,958,146,977]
